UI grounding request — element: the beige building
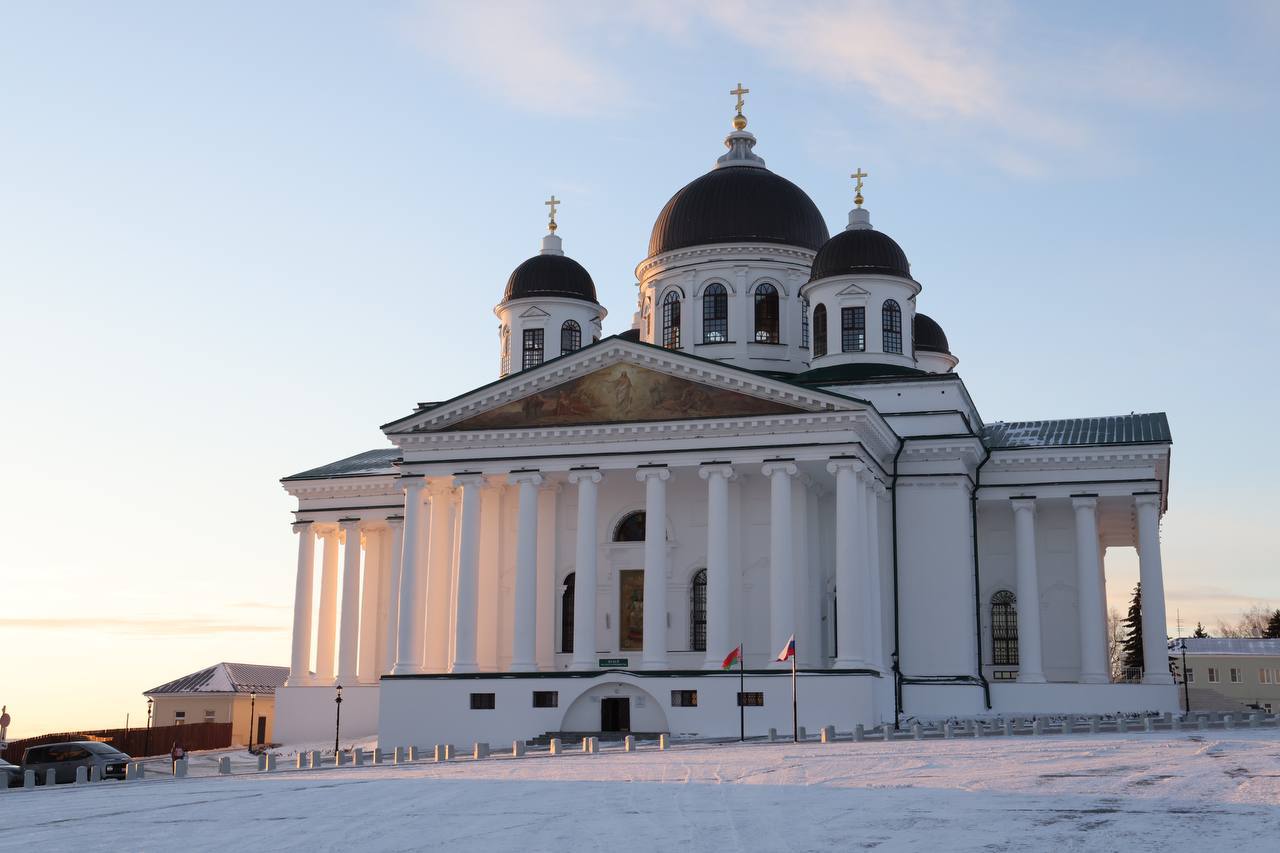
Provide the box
[144,662,288,747]
[1171,638,1280,715]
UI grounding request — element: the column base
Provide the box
[1017,672,1047,684]
[284,673,314,687]
[509,662,538,673]
[449,662,478,674]
[1078,673,1109,684]
[1143,673,1175,686]
[389,663,423,676]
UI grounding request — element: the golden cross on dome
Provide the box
[851,168,868,207]
[730,82,750,130]
[545,195,560,232]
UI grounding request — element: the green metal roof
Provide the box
[982,413,1170,449]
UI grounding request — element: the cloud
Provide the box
[0,617,286,636]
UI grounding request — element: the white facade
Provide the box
[274,112,1178,748]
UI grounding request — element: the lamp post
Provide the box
[145,697,153,757]
[248,691,257,753]
[333,684,343,758]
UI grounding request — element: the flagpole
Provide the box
[791,647,798,743]
[737,637,747,737]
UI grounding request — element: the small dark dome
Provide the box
[503,253,598,303]
[809,228,911,281]
[913,312,951,354]
[648,166,830,257]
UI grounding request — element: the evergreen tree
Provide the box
[1192,622,1209,639]
[1120,582,1144,676]
[1266,609,1280,639]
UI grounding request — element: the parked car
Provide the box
[22,741,130,784]
[2,759,22,788]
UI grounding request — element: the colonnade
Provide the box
[285,455,892,685]
[1005,493,1172,686]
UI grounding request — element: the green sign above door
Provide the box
[598,658,629,668]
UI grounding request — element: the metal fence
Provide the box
[3,722,231,764]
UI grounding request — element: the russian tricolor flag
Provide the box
[775,634,796,661]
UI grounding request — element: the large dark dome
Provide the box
[913,312,951,354]
[809,228,911,281]
[503,254,598,303]
[648,166,830,257]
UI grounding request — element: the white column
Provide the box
[287,522,316,686]
[509,471,543,672]
[792,475,813,667]
[381,517,404,675]
[357,526,382,684]
[424,483,456,672]
[1010,498,1046,683]
[827,459,867,668]
[1073,496,1109,683]
[864,477,886,673]
[393,482,427,675]
[315,527,341,683]
[336,519,363,683]
[450,474,485,673]
[569,469,603,671]
[699,464,734,669]
[535,483,559,669]
[1135,494,1174,685]
[762,461,797,667]
[637,466,671,669]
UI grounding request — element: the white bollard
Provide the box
[1032,720,1044,736]
[549,738,562,756]
[90,764,101,783]
[296,753,307,770]
[943,722,954,739]
[1249,713,1260,729]
[1224,714,1235,730]
[1116,717,1127,733]
[444,744,455,760]
[434,744,446,762]
[623,735,635,752]
[820,726,834,744]
[174,759,188,779]
[75,765,88,785]
[371,749,382,766]
[854,724,865,742]
[1198,716,1208,731]
[265,754,277,771]
[474,742,489,760]
[797,726,807,741]
[354,748,365,766]
[23,770,35,790]
[974,721,984,738]
[218,756,231,775]
[309,750,321,769]
[659,734,670,751]
[582,737,592,753]
[125,762,139,780]
[408,745,421,761]
[1003,720,1014,737]
[257,753,267,771]
[768,727,778,742]
[45,769,56,787]
[513,741,526,757]
[1089,717,1100,734]
[590,737,600,754]
[1144,717,1155,733]
[912,722,923,740]
[393,746,405,764]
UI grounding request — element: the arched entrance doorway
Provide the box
[559,681,670,735]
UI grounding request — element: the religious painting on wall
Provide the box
[619,569,644,651]
[443,362,810,431]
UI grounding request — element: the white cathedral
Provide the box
[275,93,1178,748]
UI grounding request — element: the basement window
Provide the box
[671,690,698,707]
[532,691,558,708]
[469,693,496,710]
[737,692,764,707]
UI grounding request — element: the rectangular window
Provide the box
[1261,669,1273,685]
[671,690,698,707]
[203,709,216,722]
[1208,667,1220,683]
[1185,668,1194,684]
[522,328,544,370]
[841,306,865,352]
[800,297,810,348]
[737,691,764,707]
[1230,667,1242,683]
[992,670,1017,681]
[470,693,496,710]
[532,691,558,708]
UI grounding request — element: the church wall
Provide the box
[895,479,979,680]
[1035,501,1083,682]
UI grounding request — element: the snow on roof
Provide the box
[282,448,400,481]
[1171,638,1280,656]
[982,413,1170,449]
[144,662,289,696]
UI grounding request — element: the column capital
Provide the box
[1071,495,1098,511]
[636,465,671,482]
[508,470,544,487]
[292,521,314,535]
[1133,493,1161,510]
[761,460,797,478]
[385,515,404,528]
[568,468,603,485]
[452,473,486,489]
[426,479,456,498]
[1010,496,1037,515]
[698,463,735,481]
[856,467,876,485]
[872,481,887,497]
[826,457,865,475]
[317,524,340,539]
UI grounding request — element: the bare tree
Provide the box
[1217,604,1275,638]
[1107,606,1125,680]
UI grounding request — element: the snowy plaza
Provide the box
[4,729,1278,852]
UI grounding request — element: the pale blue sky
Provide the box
[1,1,1277,737]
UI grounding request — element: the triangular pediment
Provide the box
[384,338,862,435]
[835,282,871,297]
[518,305,550,318]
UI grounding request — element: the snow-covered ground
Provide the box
[3,730,1278,852]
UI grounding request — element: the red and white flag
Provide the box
[775,634,796,661]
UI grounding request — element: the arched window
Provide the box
[991,590,1018,666]
[499,325,511,377]
[560,319,581,356]
[561,573,575,654]
[702,283,728,343]
[841,306,865,352]
[522,327,544,370]
[690,569,707,651]
[754,283,780,343]
[613,511,646,542]
[813,304,828,358]
[882,299,903,354]
[662,291,681,349]
[800,297,810,348]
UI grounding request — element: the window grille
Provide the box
[671,690,698,707]
[882,299,903,353]
[690,569,707,652]
[561,573,575,654]
[737,692,764,707]
[662,291,681,348]
[500,326,510,376]
[754,283,780,343]
[522,327,544,370]
[560,320,581,356]
[532,691,558,708]
[991,590,1019,666]
[800,297,810,347]
[841,306,865,352]
[613,511,646,542]
[813,304,827,357]
[702,283,728,342]
[470,693,496,710]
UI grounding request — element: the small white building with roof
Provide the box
[144,662,287,747]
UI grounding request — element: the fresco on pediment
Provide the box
[443,362,808,430]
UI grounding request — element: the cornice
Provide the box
[636,243,817,281]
